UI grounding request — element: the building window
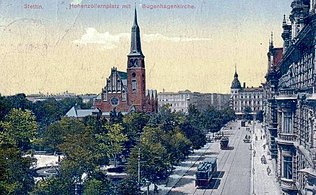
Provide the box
[132,79,137,92]
[283,112,292,133]
[283,156,293,179]
[122,90,127,101]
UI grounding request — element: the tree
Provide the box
[101,124,128,167]
[42,117,86,152]
[0,95,11,121]
[179,121,206,149]
[168,129,192,162]
[187,104,204,129]
[117,176,141,195]
[0,108,38,151]
[128,127,171,185]
[202,106,224,133]
[31,177,72,195]
[243,106,253,120]
[109,108,123,124]
[6,93,32,110]
[256,110,264,122]
[59,127,106,178]
[83,178,113,195]
[122,112,149,156]
[221,107,236,124]
[0,143,35,194]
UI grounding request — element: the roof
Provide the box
[241,87,263,92]
[204,157,217,164]
[65,106,100,118]
[231,72,242,89]
[273,48,283,67]
[275,95,297,101]
[117,71,127,80]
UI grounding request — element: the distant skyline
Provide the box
[0,0,293,95]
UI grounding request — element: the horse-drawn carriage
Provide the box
[243,135,251,143]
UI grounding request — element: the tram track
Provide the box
[167,142,213,194]
[193,125,244,195]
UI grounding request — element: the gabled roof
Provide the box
[273,48,283,68]
[117,71,127,80]
[65,106,100,118]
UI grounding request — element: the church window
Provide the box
[103,92,107,101]
[132,79,137,92]
[132,72,136,77]
[122,90,127,101]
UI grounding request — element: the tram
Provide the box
[220,137,229,149]
[195,157,217,188]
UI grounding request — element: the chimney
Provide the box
[243,82,246,88]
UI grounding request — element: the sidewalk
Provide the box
[141,142,213,195]
[251,122,280,195]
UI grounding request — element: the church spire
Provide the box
[269,32,274,49]
[129,6,143,57]
[234,64,238,77]
[133,5,138,26]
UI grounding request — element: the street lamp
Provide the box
[138,146,141,187]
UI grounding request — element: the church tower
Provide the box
[127,8,146,111]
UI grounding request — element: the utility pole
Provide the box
[252,114,256,195]
[138,146,141,188]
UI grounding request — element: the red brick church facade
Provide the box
[94,9,158,113]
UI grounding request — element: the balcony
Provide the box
[276,133,296,145]
[280,178,297,191]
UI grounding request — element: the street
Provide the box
[168,120,251,195]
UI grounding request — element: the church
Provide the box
[93,8,158,113]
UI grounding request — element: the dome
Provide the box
[231,78,242,89]
[231,71,241,89]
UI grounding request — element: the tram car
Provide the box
[195,157,217,188]
[220,137,229,149]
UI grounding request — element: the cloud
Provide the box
[70,0,83,4]
[74,28,211,49]
[74,28,129,49]
[143,33,211,42]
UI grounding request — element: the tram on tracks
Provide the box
[220,137,229,149]
[195,157,217,188]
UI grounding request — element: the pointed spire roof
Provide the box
[234,64,238,77]
[129,6,144,57]
[231,65,242,89]
[133,5,138,26]
[283,15,287,25]
[269,32,274,50]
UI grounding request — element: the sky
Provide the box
[0,0,293,95]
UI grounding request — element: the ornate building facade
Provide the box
[94,9,157,113]
[263,0,316,194]
[158,90,230,113]
[230,68,264,118]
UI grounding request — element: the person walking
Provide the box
[267,166,271,175]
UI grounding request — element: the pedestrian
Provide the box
[154,184,158,193]
[267,166,271,175]
[263,144,266,150]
